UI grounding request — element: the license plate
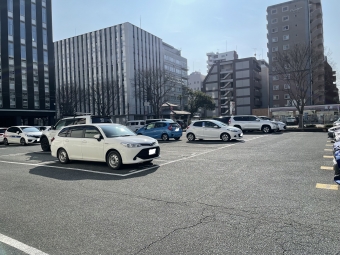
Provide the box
[149,148,156,155]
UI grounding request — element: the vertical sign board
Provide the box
[230,101,235,115]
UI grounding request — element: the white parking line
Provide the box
[0,232,49,255]
[0,136,265,177]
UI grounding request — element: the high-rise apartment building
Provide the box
[188,71,205,91]
[266,0,325,108]
[206,51,238,73]
[0,0,55,126]
[54,22,187,123]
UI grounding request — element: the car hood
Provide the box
[224,126,241,132]
[24,131,42,136]
[106,135,157,144]
[272,121,285,125]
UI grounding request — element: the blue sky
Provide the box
[52,0,339,83]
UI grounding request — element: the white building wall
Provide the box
[188,72,206,91]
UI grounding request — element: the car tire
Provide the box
[40,137,51,152]
[174,137,180,141]
[187,133,195,141]
[106,150,122,170]
[221,133,231,142]
[261,125,271,134]
[3,138,9,146]
[57,148,69,164]
[161,133,169,141]
[20,138,27,146]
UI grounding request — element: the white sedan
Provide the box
[4,126,42,145]
[186,119,243,142]
[51,123,160,170]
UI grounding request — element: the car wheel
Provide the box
[3,138,9,146]
[106,150,122,170]
[20,138,27,146]
[174,137,180,140]
[40,137,51,152]
[221,133,230,142]
[161,133,169,141]
[262,125,271,134]
[57,148,69,164]
[187,133,195,141]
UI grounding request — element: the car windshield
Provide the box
[213,120,227,127]
[21,127,40,132]
[99,125,136,138]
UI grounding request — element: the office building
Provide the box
[0,0,55,126]
[54,22,188,123]
[266,0,325,107]
[188,71,205,91]
[203,54,262,117]
[206,51,238,73]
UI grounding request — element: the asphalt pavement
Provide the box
[0,132,339,255]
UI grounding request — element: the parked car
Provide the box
[145,118,173,125]
[0,127,7,143]
[258,116,286,131]
[176,120,187,130]
[136,121,182,141]
[126,120,146,132]
[213,116,231,124]
[51,124,160,170]
[328,126,340,138]
[285,117,299,125]
[40,115,113,152]
[228,115,278,133]
[35,126,51,131]
[186,119,243,142]
[333,118,340,126]
[3,126,42,145]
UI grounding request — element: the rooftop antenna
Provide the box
[226,41,228,52]
[253,48,257,58]
[140,16,141,29]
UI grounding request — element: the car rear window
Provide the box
[0,129,6,133]
[91,117,113,123]
[170,123,180,128]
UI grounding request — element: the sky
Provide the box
[52,0,339,84]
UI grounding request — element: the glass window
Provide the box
[32,48,38,62]
[193,121,203,127]
[282,6,289,12]
[7,0,13,12]
[68,127,84,138]
[21,127,40,132]
[84,126,101,138]
[43,51,48,65]
[271,18,278,24]
[20,22,26,39]
[31,3,36,20]
[43,29,47,45]
[8,43,14,57]
[271,9,277,14]
[99,125,136,138]
[248,116,257,121]
[55,120,66,130]
[58,127,69,137]
[271,27,278,33]
[204,122,216,128]
[146,123,155,129]
[91,117,112,123]
[73,118,86,125]
[8,18,13,36]
[21,45,26,59]
[20,0,25,16]
[32,26,37,42]
[42,8,47,23]
[272,37,278,42]
[273,95,279,100]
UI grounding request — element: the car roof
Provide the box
[60,123,119,129]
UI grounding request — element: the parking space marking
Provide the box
[324,149,333,151]
[0,232,49,255]
[316,183,339,190]
[0,153,27,157]
[323,156,333,158]
[320,166,334,170]
[37,161,59,165]
[326,144,333,146]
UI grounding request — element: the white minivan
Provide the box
[126,120,146,132]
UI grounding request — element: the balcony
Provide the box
[311,27,323,39]
[253,72,261,80]
[311,7,322,20]
[254,100,262,107]
[254,82,262,89]
[220,68,232,74]
[220,81,233,89]
[254,90,262,98]
[312,37,323,47]
[310,17,322,30]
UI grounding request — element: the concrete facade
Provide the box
[188,71,205,91]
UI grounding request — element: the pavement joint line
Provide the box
[326,144,333,146]
[316,183,339,190]
[324,149,333,151]
[323,155,333,158]
[0,232,49,255]
[0,136,265,177]
[320,166,334,170]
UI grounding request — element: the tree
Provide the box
[271,43,324,127]
[184,87,216,117]
[133,68,180,118]
[56,83,82,118]
[90,80,118,116]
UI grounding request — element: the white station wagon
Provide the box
[51,124,160,170]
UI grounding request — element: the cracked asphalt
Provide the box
[0,131,339,255]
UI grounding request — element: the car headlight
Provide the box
[26,134,34,137]
[227,129,239,132]
[121,142,141,148]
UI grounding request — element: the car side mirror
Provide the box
[16,131,20,134]
[94,134,102,141]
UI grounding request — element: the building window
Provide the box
[272,67,277,71]
[273,95,279,100]
[20,0,25,16]
[284,74,290,80]
[283,44,290,50]
[33,48,38,62]
[284,94,290,99]
[272,46,278,52]
[273,85,280,90]
[283,25,289,31]
[8,42,14,57]
[272,56,278,61]
[21,45,26,59]
[31,3,36,20]
[43,29,47,45]
[8,18,13,36]
[272,37,278,42]
[271,18,278,24]
[7,0,13,12]
[284,84,290,89]
[273,104,280,108]
[43,51,48,65]
[282,16,289,21]
[32,26,37,42]
[283,35,289,40]
[42,8,47,24]
[272,27,278,33]
[282,6,289,12]
[20,22,26,40]
[273,75,279,81]
[271,9,277,14]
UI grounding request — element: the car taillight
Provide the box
[168,125,172,130]
[228,119,231,125]
[187,126,190,129]
[51,137,55,143]
[0,134,3,137]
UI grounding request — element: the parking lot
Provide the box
[1,131,340,254]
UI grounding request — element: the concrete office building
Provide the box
[0,0,55,126]
[188,71,205,91]
[203,54,262,117]
[206,51,238,73]
[266,0,325,107]
[259,59,270,109]
[54,22,188,123]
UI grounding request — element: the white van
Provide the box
[126,120,146,132]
